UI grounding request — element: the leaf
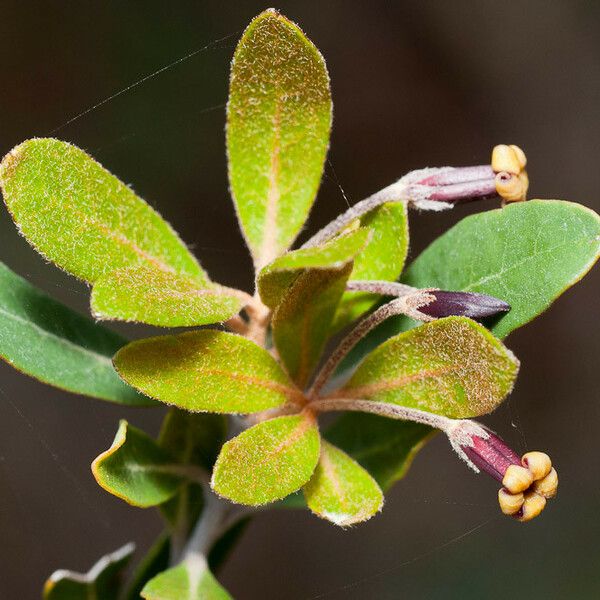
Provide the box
[0,138,207,283]
[333,202,409,331]
[340,317,519,418]
[303,441,383,526]
[141,558,231,600]
[325,414,434,490]
[402,200,600,339]
[211,414,320,505]
[123,534,170,600]
[257,228,371,308]
[0,261,150,405]
[91,266,243,327]
[44,542,134,600]
[227,9,332,268]
[92,420,186,508]
[272,263,352,388]
[114,330,301,414]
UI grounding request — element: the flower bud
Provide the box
[417,290,510,321]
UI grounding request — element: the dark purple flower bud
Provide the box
[447,421,558,522]
[418,290,510,320]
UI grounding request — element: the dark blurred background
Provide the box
[1,1,599,598]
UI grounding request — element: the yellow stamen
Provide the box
[502,464,534,494]
[516,492,546,522]
[492,144,528,203]
[498,488,524,515]
[533,468,558,499]
[522,451,552,480]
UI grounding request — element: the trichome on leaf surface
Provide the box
[0,8,598,599]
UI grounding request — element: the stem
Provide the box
[307,295,434,398]
[310,397,454,431]
[346,280,417,296]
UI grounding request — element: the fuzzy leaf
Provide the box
[258,228,370,308]
[212,414,320,505]
[44,542,134,600]
[141,558,231,600]
[92,420,186,508]
[325,414,434,490]
[402,200,600,339]
[91,266,243,327]
[227,9,332,268]
[123,534,170,600]
[303,441,383,526]
[114,330,300,414]
[0,261,149,405]
[273,263,352,388]
[0,138,206,283]
[340,317,519,418]
[334,202,409,330]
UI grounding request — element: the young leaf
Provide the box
[257,228,371,308]
[334,202,409,330]
[114,330,301,414]
[303,441,383,526]
[325,414,434,490]
[0,138,206,283]
[227,9,332,268]
[44,542,134,600]
[339,317,519,418]
[141,557,231,600]
[211,414,320,505]
[92,420,186,508]
[272,263,352,388]
[0,261,150,405]
[402,200,600,339]
[91,266,243,327]
[123,534,171,600]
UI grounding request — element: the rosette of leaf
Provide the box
[0,8,599,600]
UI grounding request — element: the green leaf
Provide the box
[114,330,301,414]
[333,202,409,330]
[0,138,206,283]
[44,542,134,600]
[123,534,170,600]
[227,9,332,268]
[0,261,150,405]
[303,440,383,526]
[92,420,186,508]
[340,317,519,418]
[141,558,231,600]
[212,414,320,505]
[257,228,371,308]
[272,263,352,388]
[91,266,242,327]
[325,414,434,490]
[402,200,600,339]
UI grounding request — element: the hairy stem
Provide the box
[346,280,417,296]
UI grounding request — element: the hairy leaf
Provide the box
[212,414,320,505]
[0,262,149,405]
[124,534,170,600]
[258,228,370,308]
[91,266,243,327]
[114,330,301,414]
[325,414,434,490]
[0,138,206,283]
[141,557,231,600]
[334,202,409,330]
[402,200,600,339]
[44,542,134,600]
[92,420,186,508]
[340,317,519,418]
[273,263,352,388]
[227,9,332,268]
[303,441,383,526]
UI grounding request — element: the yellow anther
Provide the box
[510,145,527,169]
[492,144,523,174]
[516,491,547,522]
[502,464,534,494]
[533,468,558,499]
[498,488,524,515]
[522,451,552,480]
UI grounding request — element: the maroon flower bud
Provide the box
[418,290,511,321]
[447,421,558,522]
